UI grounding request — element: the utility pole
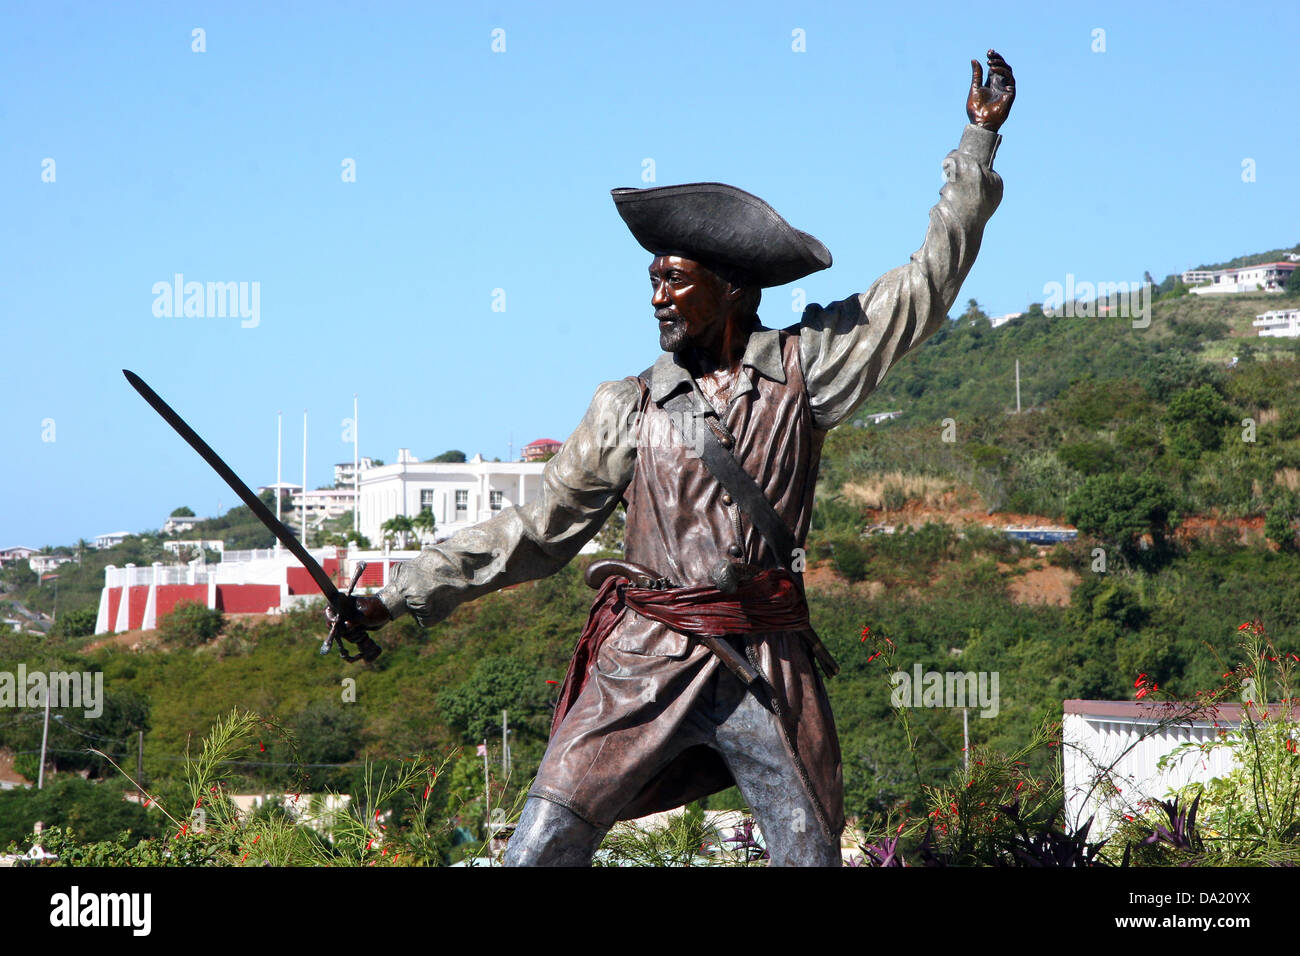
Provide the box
[482,738,491,830]
[1015,358,1021,413]
[137,731,145,801]
[502,710,510,774]
[37,687,51,790]
[963,708,970,772]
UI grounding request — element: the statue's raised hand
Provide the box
[967,49,1015,132]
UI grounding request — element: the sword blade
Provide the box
[122,369,342,606]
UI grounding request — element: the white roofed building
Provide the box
[1187,262,1296,295]
[0,546,39,567]
[359,449,558,548]
[1254,308,1300,338]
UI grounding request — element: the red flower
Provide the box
[1238,622,1252,631]
[258,741,265,753]
[1134,673,1147,688]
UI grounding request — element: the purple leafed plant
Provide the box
[1139,793,1203,854]
[725,818,769,862]
[861,835,904,867]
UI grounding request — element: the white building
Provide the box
[1061,699,1289,838]
[1187,262,1296,295]
[258,481,302,497]
[989,311,1022,328]
[162,539,226,558]
[359,449,548,546]
[162,514,208,535]
[854,410,903,427]
[0,546,38,567]
[29,554,74,575]
[94,531,131,549]
[334,458,374,487]
[1180,269,1216,286]
[1253,308,1300,338]
[290,488,358,525]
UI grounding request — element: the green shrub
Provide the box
[158,601,225,647]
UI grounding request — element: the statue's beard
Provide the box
[657,310,690,352]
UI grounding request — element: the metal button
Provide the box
[727,544,743,558]
[721,493,733,506]
[719,435,734,449]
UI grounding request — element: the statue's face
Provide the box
[649,255,731,354]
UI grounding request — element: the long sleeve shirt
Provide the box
[377,123,1003,627]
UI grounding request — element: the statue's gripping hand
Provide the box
[324,595,391,640]
[967,49,1015,132]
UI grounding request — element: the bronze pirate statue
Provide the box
[330,50,1015,865]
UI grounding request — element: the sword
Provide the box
[122,369,381,662]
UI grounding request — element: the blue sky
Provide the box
[4,0,1298,547]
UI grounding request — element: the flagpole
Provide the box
[302,409,308,546]
[276,411,283,552]
[353,394,359,537]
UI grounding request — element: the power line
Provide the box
[9,748,379,768]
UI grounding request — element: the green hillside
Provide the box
[5,267,1300,862]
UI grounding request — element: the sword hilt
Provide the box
[321,562,382,662]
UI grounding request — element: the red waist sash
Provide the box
[551,568,811,736]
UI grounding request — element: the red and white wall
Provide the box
[94,548,412,634]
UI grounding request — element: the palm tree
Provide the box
[381,515,414,549]
[412,508,436,546]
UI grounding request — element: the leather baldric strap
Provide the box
[660,389,799,569]
[639,365,839,678]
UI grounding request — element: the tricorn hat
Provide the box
[611,182,831,288]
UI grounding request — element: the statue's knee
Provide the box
[503,796,603,867]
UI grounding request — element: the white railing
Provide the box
[102,565,217,588]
